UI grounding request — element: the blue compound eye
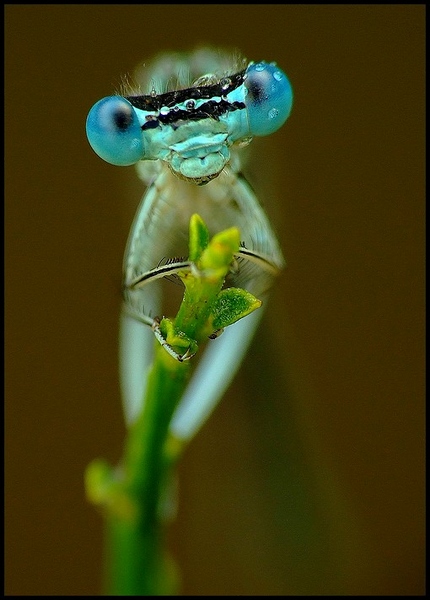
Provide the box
[244,62,293,136]
[86,96,144,166]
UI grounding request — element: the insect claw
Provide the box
[179,346,196,361]
[151,316,161,328]
[208,328,224,340]
[151,317,196,362]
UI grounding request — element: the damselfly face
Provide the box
[86,49,293,185]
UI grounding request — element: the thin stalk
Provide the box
[105,347,189,595]
[85,214,262,595]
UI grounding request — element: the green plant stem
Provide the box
[105,346,189,595]
[86,215,262,595]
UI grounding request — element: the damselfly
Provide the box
[86,48,293,440]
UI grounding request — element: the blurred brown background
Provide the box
[5,5,425,596]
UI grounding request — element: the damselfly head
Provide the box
[86,48,293,184]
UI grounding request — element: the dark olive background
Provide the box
[5,5,425,596]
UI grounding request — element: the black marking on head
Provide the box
[139,99,245,131]
[126,68,246,112]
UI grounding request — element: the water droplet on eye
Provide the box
[186,99,196,110]
[150,87,157,97]
[273,71,283,81]
[220,77,231,90]
[173,105,180,112]
[255,63,265,72]
[268,107,279,120]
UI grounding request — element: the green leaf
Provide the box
[188,213,209,262]
[211,287,262,330]
[198,226,241,272]
[85,459,138,521]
